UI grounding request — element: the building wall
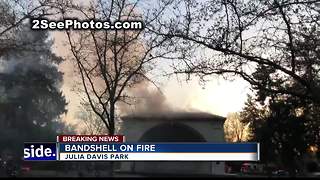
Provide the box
[118,117,226,175]
[120,119,225,142]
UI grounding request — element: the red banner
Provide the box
[57,135,125,143]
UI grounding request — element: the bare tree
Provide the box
[0,0,60,57]
[57,0,173,135]
[149,0,320,104]
[76,100,108,135]
[224,112,251,142]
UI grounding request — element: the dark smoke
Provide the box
[118,80,172,115]
[119,80,220,119]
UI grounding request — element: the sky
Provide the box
[50,0,252,127]
[53,31,251,126]
[162,76,250,117]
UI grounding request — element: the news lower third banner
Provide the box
[24,135,260,161]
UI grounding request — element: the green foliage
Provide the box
[0,23,70,161]
[241,87,320,174]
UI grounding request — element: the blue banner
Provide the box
[59,143,258,153]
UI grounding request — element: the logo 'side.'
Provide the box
[23,135,124,161]
[24,143,57,161]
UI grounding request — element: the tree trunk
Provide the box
[107,103,116,177]
[109,103,115,135]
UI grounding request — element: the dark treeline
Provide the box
[0,1,73,175]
